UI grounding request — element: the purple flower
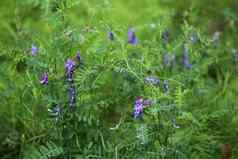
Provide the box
[145,76,160,86]
[162,30,170,44]
[163,80,169,93]
[133,97,154,119]
[65,59,76,73]
[108,31,114,41]
[128,28,138,45]
[65,59,77,111]
[76,51,81,61]
[68,83,76,109]
[133,97,144,118]
[65,59,76,82]
[182,47,192,69]
[40,72,48,85]
[49,105,62,121]
[50,105,62,117]
[31,44,38,55]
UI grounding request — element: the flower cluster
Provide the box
[76,51,81,61]
[162,30,170,44]
[145,76,160,86]
[133,97,143,118]
[128,28,138,45]
[49,105,62,121]
[108,31,114,41]
[133,97,153,119]
[40,72,48,85]
[34,26,195,121]
[31,44,38,55]
[65,59,76,75]
[68,83,76,108]
[37,51,80,116]
[65,59,77,110]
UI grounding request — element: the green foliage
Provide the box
[22,142,63,159]
[22,142,64,159]
[0,0,238,159]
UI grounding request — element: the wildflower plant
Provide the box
[1,0,238,159]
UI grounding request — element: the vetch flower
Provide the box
[65,59,76,82]
[182,47,192,69]
[50,105,61,117]
[162,30,170,44]
[31,44,38,55]
[133,97,144,118]
[65,59,76,73]
[133,97,154,119]
[65,58,77,111]
[163,80,169,93]
[108,31,114,41]
[68,83,76,109]
[49,105,62,121]
[128,28,138,45]
[40,72,48,85]
[145,76,160,86]
[76,51,81,61]
[76,51,84,69]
